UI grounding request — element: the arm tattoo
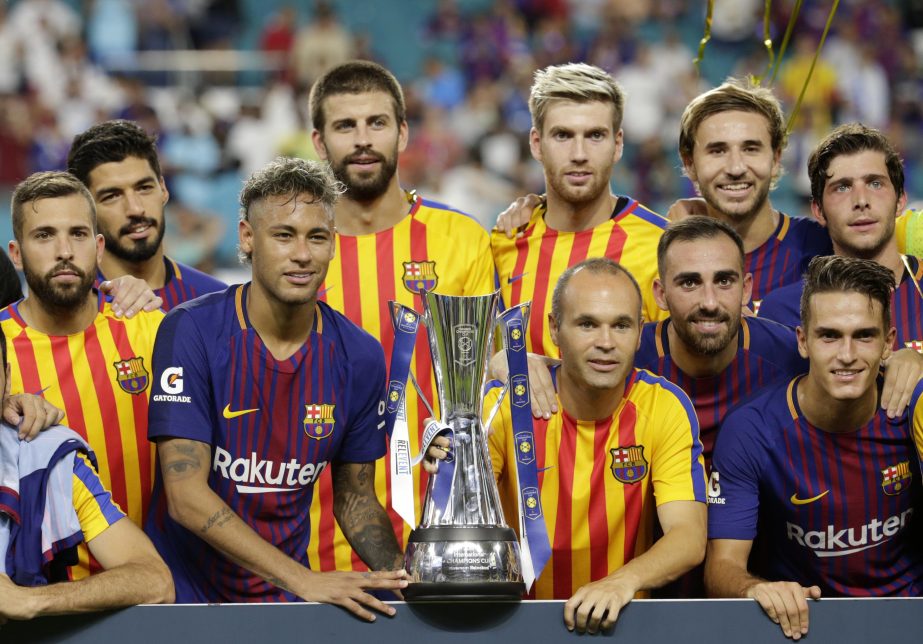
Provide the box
[200,507,234,534]
[161,440,208,481]
[332,462,402,570]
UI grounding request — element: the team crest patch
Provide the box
[304,403,336,440]
[610,446,648,484]
[402,261,438,294]
[113,357,149,395]
[904,340,923,353]
[882,461,912,496]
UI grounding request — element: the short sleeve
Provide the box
[707,406,768,540]
[72,453,126,542]
[464,228,496,296]
[148,308,214,444]
[648,383,706,505]
[334,337,387,463]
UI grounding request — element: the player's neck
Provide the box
[835,240,905,284]
[100,249,168,290]
[543,190,616,232]
[666,319,740,378]
[334,180,408,236]
[706,202,778,253]
[797,375,878,433]
[19,290,98,336]
[557,368,625,421]
[245,282,315,361]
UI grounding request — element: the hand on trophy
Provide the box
[421,430,452,474]
[487,350,559,419]
[299,569,409,621]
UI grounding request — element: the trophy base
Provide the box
[403,525,525,602]
[403,581,525,602]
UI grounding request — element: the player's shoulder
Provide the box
[415,195,488,232]
[317,300,385,365]
[744,315,798,346]
[635,320,666,366]
[781,212,831,247]
[614,196,670,231]
[629,368,695,417]
[158,284,237,337]
[722,377,794,434]
[168,258,226,293]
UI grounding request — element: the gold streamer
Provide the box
[770,0,803,85]
[755,0,774,84]
[785,0,841,134]
[693,0,715,75]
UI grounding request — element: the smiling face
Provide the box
[797,291,895,403]
[684,110,780,223]
[654,235,752,356]
[84,156,168,263]
[312,91,407,202]
[530,100,623,207]
[549,268,641,394]
[239,192,335,308]
[10,193,104,310]
[812,150,906,261]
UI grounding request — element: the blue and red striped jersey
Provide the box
[144,284,387,603]
[635,316,806,467]
[760,255,923,352]
[96,256,225,313]
[709,376,923,596]
[747,214,831,314]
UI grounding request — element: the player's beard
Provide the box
[23,260,96,310]
[330,145,399,202]
[547,167,609,207]
[103,216,166,263]
[673,307,740,355]
[831,211,897,261]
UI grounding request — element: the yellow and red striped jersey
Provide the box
[0,292,163,578]
[491,197,669,358]
[309,191,495,571]
[488,368,706,599]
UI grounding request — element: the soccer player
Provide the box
[491,62,670,361]
[706,255,923,640]
[487,258,706,632]
[1,171,165,580]
[67,120,225,312]
[639,216,805,467]
[0,323,173,622]
[676,80,831,313]
[145,158,407,616]
[306,60,494,570]
[760,124,923,352]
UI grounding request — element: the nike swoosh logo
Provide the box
[537,465,555,473]
[790,490,829,505]
[223,404,260,419]
[507,272,528,284]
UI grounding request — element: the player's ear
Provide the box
[95,234,105,264]
[741,272,753,307]
[612,128,624,165]
[548,311,559,347]
[239,218,254,257]
[529,128,542,163]
[159,176,170,207]
[398,119,409,154]
[312,129,328,161]
[796,325,809,359]
[652,278,668,312]
[882,326,897,362]
[8,240,21,270]
[811,200,827,227]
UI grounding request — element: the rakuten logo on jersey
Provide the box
[786,508,913,558]
[213,446,327,494]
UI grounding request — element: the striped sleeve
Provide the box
[72,453,126,542]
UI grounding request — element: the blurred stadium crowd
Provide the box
[1,0,923,270]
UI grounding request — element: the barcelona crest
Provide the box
[522,486,542,520]
[610,446,648,484]
[386,380,405,414]
[402,261,438,294]
[113,357,149,395]
[515,430,535,465]
[881,461,912,496]
[304,403,336,440]
[904,340,923,353]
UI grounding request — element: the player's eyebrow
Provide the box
[713,269,740,282]
[672,271,702,283]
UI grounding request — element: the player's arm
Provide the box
[157,437,406,621]
[564,499,706,634]
[332,460,403,571]
[881,347,923,418]
[705,538,820,641]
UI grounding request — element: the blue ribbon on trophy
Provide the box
[498,304,551,590]
[411,419,455,517]
[386,302,428,528]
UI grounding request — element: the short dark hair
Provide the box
[11,171,97,243]
[551,258,641,325]
[67,120,162,186]
[808,122,904,205]
[656,216,745,278]
[309,60,406,133]
[800,255,893,330]
[238,157,344,262]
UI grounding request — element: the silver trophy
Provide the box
[400,290,525,601]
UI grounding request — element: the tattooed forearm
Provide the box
[161,440,208,481]
[332,461,401,570]
[351,524,403,571]
[200,507,234,534]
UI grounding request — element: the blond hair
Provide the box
[529,63,624,134]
